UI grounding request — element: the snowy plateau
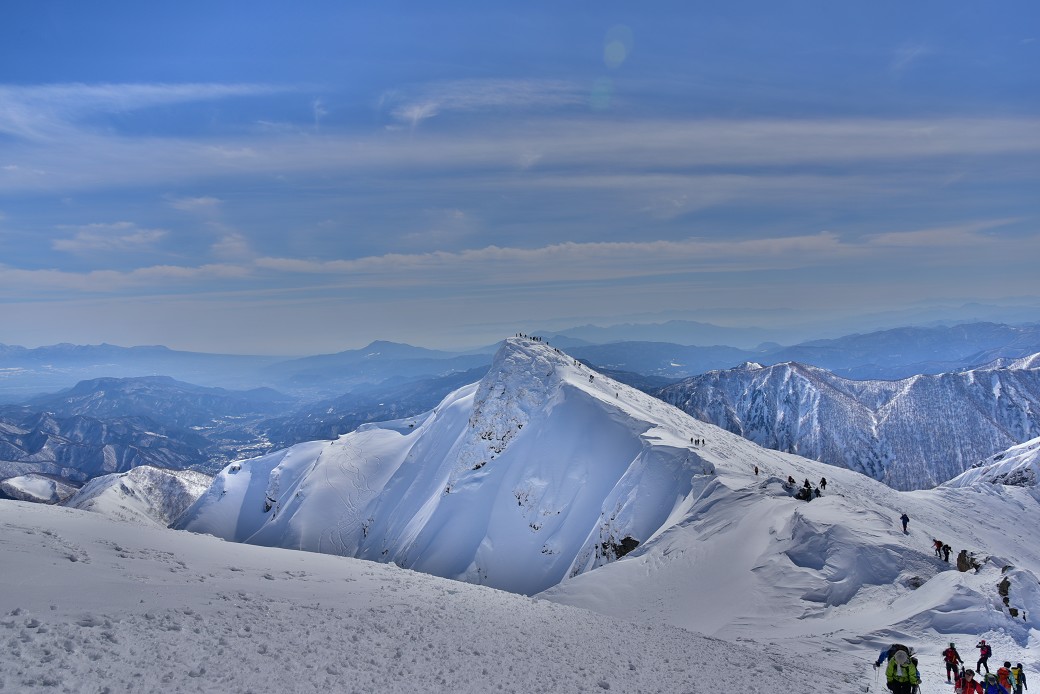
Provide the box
[2,337,1039,693]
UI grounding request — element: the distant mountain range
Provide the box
[6,321,1040,402]
[5,321,1040,495]
[657,354,1040,490]
[0,406,210,483]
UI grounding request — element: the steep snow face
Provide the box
[943,436,1040,490]
[657,357,1040,489]
[177,338,716,594]
[63,466,212,526]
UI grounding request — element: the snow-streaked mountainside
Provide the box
[656,357,1040,490]
[944,435,1040,489]
[177,337,720,595]
[0,406,208,483]
[62,466,212,526]
[3,501,829,694]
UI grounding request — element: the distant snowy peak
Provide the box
[974,352,1040,371]
[178,336,721,594]
[944,437,1040,489]
[0,474,78,504]
[63,466,213,526]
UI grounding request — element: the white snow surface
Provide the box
[177,338,718,595]
[0,499,837,693]
[4,337,1039,693]
[62,465,213,526]
[0,473,78,504]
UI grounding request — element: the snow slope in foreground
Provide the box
[0,500,840,694]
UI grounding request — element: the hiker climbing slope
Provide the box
[944,643,965,683]
[885,649,918,694]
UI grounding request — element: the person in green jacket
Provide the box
[887,649,919,694]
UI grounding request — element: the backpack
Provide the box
[887,644,911,660]
[982,644,992,658]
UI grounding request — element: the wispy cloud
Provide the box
[891,43,930,73]
[0,82,284,140]
[382,79,585,127]
[51,222,167,254]
[3,115,1038,194]
[865,219,1019,247]
[168,196,223,212]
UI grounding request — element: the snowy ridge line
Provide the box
[176,337,726,594]
[657,353,1040,490]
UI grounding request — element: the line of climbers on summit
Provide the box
[874,641,1028,693]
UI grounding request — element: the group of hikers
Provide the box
[784,475,826,501]
[874,641,1028,693]
[927,537,984,573]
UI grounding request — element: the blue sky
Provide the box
[1,2,1038,353]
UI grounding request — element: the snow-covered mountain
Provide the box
[943,435,1040,489]
[5,338,1039,694]
[0,407,209,483]
[62,465,212,526]
[0,473,78,503]
[656,357,1040,490]
[177,337,719,595]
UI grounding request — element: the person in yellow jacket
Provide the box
[1010,663,1028,694]
[886,649,919,694]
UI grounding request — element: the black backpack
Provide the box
[888,644,911,660]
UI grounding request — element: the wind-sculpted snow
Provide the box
[540,434,1040,694]
[657,357,1040,489]
[178,338,717,595]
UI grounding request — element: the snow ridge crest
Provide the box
[455,338,570,475]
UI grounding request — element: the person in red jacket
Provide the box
[944,643,965,682]
[977,639,993,674]
[999,663,1015,692]
[959,669,985,694]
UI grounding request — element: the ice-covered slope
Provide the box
[0,499,840,693]
[177,337,719,595]
[657,357,1040,489]
[62,466,212,526]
